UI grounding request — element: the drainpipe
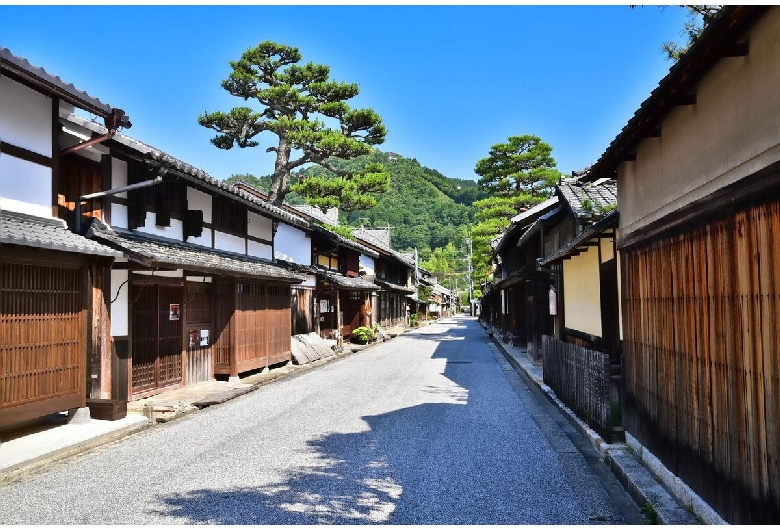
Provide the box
[60,108,129,157]
[75,177,162,233]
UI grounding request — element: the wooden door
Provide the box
[184,282,213,385]
[130,282,182,393]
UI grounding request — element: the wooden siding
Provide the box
[622,199,780,524]
[379,292,406,328]
[212,278,234,373]
[291,287,315,335]
[0,258,86,428]
[58,155,104,230]
[214,280,291,376]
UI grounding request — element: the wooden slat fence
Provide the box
[1,259,85,428]
[623,199,780,524]
[542,335,613,441]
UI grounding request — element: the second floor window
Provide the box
[212,195,247,236]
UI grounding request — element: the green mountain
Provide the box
[301,150,484,260]
[226,150,485,262]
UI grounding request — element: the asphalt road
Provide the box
[0,317,643,524]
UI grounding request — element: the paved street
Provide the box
[0,317,643,524]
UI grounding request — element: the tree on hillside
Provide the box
[475,134,560,198]
[471,135,563,283]
[199,40,390,210]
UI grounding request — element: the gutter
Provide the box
[60,108,130,157]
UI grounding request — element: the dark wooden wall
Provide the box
[622,199,780,524]
[0,254,86,428]
[214,279,292,376]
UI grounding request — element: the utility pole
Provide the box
[466,235,474,315]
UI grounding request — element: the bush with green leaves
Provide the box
[351,326,375,344]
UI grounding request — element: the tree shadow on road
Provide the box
[153,321,606,525]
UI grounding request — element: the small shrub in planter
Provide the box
[351,326,375,345]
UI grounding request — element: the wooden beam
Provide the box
[645,127,661,138]
[720,41,749,57]
[623,153,637,162]
[674,94,697,106]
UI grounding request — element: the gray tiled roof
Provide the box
[541,210,619,266]
[310,226,379,258]
[316,270,378,290]
[374,279,416,293]
[494,197,560,253]
[86,219,305,282]
[61,112,386,262]
[1,47,121,120]
[0,210,122,258]
[352,228,416,268]
[558,179,617,221]
[514,206,564,250]
[61,112,310,231]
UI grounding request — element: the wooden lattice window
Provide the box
[126,159,186,229]
[1,259,84,425]
[213,195,247,236]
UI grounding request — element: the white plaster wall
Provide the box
[137,211,184,240]
[274,223,311,264]
[110,158,129,228]
[248,240,272,259]
[133,269,183,277]
[214,230,245,254]
[110,268,129,336]
[187,188,212,223]
[300,274,317,288]
[0,156,52,215]
[600,236,615,263]
[0,76,51,156]
[619,8,780,237]
[562,245,602,337]
[248,211,272,241]
[186,276,213,283]
[187,228,212,248]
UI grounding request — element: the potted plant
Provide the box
[351,326,375,345]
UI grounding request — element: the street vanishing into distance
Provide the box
[0,318,643,525]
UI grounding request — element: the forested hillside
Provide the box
[297,150,484,260]
[228,150,485,261]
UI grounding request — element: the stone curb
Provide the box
[0,420,150,485]
[1,330,410,483]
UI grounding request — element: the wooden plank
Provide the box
[766,202,780,518]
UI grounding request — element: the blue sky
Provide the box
[0,4,689,182]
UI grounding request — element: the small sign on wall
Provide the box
[320,299,330,313]
[169,304,180,320]
[189,329,210,348]
[549,286,557,316]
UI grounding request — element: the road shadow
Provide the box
[153,319,612,524]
